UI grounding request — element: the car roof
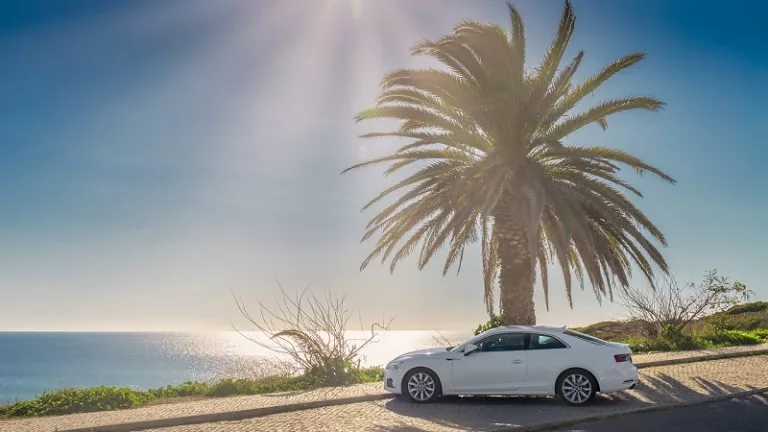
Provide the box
[484,325,567,335]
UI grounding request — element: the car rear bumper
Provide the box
[600,364,640,393]
[602,376,640,393]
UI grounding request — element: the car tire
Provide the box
[556,369,597,406]
[402,368,441,403]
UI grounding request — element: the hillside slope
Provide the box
[576,301,768,341]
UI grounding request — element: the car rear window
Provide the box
[564,329,607,346]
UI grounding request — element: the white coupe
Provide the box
[383,325,639,406]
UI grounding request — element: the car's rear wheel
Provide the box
[557,369,597,406]
[402,368,441,403]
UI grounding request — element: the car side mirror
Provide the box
[464,344,479,356]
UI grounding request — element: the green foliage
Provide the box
[143,381,209,399]
[0,387,148,417]
[355,365,385,382]
[659,324,700,351]
[205,375,311,398]
[305,360,371,387]
[705,314,731,334]
[624,336,678,353]
[0,366,384,418]
[621,327,767,354]
[624,324,699,353]
[699,329,764,347]
[473,314,504,336]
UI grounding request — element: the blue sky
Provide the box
[0,0,766,331]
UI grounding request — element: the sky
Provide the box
[0,0,766,331]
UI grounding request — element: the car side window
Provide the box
[476,333,527,352]
[528,334,567,350]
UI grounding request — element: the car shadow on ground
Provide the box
[373,374,760,432]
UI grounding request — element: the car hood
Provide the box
[390,347,453,362]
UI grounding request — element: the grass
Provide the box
[0,366,383,418]
[621,329,767,354]
[572,302,768,354]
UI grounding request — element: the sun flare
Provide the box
[350,0,363,19]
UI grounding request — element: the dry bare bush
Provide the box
[232,283,393,386]
[618,269,753,337]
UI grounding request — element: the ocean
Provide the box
[0,331,469,403]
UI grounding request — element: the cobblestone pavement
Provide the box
[1,344,766,432]
[551,393,768,432]
[0,384,386,432]
[138,355,768,432]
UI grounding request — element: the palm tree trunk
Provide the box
[493,187,538,325]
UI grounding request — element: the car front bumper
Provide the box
[383,368,404,395]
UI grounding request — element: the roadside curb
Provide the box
[635,347,768,369]
[494,387,768,432]
[54,347,768,432]
[58,393,395,432]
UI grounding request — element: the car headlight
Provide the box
[385,361,403,371]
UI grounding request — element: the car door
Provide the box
[451,332,528,393]
[520,333,570,393]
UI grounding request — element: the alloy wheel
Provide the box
[561,373,593,404]
[407,371,436,402]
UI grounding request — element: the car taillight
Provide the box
[614,353,632,363]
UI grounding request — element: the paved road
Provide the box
[140,356,768,432]
[553,393,768,432]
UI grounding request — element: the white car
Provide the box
[383,325,639,406]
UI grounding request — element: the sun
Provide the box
[350,0,363,19]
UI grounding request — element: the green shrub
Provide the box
[0,387,146,417]
[356,366,384,382]
[705,314,732,333]
[624,327,768,354]
[623,337,667,353]
[659,324,701,351]
[699,329,763,347]
[205,377,313,397]
[144,381,208,399]
[473,314,503,336]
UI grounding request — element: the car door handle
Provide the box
[511,360,524,364]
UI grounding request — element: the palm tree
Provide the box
[343,1,675,325]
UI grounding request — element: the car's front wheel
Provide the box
[402,368,441,403]
[557,369,597,406]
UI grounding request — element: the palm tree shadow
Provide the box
[376,373,758,431]
[622,373,757,404]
